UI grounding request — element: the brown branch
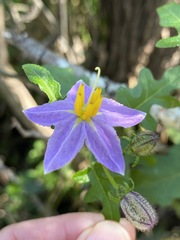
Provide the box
[4,30,123,94]
[11,117,48,139]
[0,158,16,186]
[0,70,52,138]
[0,4,52,138]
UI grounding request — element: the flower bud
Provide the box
[130,131,160,156]
[120,191,158,232]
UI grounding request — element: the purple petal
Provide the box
[67,80,92,104]
[23,99,74,126]
[99,98,146,127]
[84,120,125,175]
[44,118,85,174]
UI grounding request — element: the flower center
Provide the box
[74,68,103,121]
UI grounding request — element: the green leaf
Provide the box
[73,168,90,184]
[115,67,180,130]
[44,65,89,97]
[132,145,180,206]
[156,35,180,48]
[156,3,180,48]
[23,64,62,102]
[84,163,120,221]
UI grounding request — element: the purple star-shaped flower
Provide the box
[24,80,146,175]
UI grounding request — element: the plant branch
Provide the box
[4,30,123,94]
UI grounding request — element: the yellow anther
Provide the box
[81,105,93,120]
[74,84,84,117]
[89,87,102,104]
[74,67,103,121]
[91,95,103,117]
[81,94,102,120]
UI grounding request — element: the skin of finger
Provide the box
[0,213,104,240]
[120,218,136,240]
[77,219,136,240]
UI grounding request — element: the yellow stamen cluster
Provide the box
[74,84,103,121]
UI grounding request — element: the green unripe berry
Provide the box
[130,131,160,156]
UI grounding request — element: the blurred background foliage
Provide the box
[0,0,180,239]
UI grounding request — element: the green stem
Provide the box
[102,165,118,190]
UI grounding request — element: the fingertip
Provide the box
[120,218,136,240]
[77,220,136,240]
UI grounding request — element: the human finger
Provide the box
[77,218,136,240]
[0,212,104,240]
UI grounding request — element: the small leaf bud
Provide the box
[120,191,158,232]
[130,131,160,156]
